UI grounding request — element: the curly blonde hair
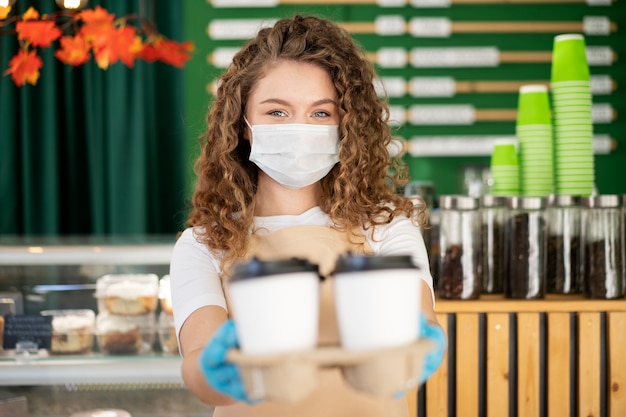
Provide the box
[188,14,426,268]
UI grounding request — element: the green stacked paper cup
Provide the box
[550,34,595,196]
[516,84,554,196]
[490,140,520,196]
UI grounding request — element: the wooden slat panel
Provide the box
[435,294,626,314]
[486,313,510,417]
[426,313,449,417]
[608,312,626,416]
[517,313,541,417]
[547,312,571,417]
[456,313,480,417]
[578,312,601,417]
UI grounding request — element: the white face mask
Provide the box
[245,118,340,190]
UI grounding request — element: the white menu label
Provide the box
[590,75,613,95]
[211,48,240,68]
[212,0,278,7]
[591,103,614,123]
[411,0,451,7]
[409,105,475,125]
[410,47,499,67]
[409,77,456,97]
[586,0,611,6]
[377,48,408,68]
[586,46,613,66]
[377,0,407,6]
[375,16,406,36]
[376,77,407,97]
[409,17,451,37]
[583,16,611,36]
[208,19,277,40]
[388,105,407,126]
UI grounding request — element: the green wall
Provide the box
[183,1,625,199]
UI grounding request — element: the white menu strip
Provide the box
[377,47,409,68]
[211,47,240,68]
[388,105,407,126]
[409,105,476,125]
[591,103,614,123]
[410,47,499,67]
[409,77,456,97]
[208,19,277,40]
[212,0,278,6]
[375,15,406,35]
[376,77,407,97]
[583,16,611,36]
[590,75,613,95]
[409,17,451,37]
[586,46,614,66]
[378,0,407,6]
[586,0,612,5]
[411,0,451,7]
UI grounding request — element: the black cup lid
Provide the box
[230,257,319,282]
[333,253,418,274]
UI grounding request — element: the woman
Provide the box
[170,14,445,417]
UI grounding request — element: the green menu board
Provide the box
[183,0,625,197]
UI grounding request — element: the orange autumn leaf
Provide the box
[79,6,115,40]
[0,6,11,20]
[92,25,143,69]
[16,20,62,47]
[22,7,39,20]
[140,39,193,68]
[4,49,43,86]
[55,34,91,66]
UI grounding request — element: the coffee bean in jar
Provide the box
[504,197,548,299]
[479,195,506,294]
[546,195,582,294]
[438,195,480,299]
[581,195,624,299]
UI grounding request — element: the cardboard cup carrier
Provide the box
[226,255,434,403]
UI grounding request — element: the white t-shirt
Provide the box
[169,206,434,341]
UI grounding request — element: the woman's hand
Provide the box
[198,320,258,404]
[418,313,446,384]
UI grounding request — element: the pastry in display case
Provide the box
[40,309,95,355]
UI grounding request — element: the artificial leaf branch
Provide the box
[0,5,194,86]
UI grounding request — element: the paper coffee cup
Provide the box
[551,34,590,83]
[227,258,321,355]
[516,85,552,126]
[333,254,421,352]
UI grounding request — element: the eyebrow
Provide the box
[259,98,337,106]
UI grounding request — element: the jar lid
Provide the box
[506,196,547,210]
[439,195,478,210]
[334,254,417,274]
[480,195,506,208]
[230,257,319,282]
[581,195,622,208]
[547,195,581,207]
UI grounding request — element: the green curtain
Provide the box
[0,0,186,235]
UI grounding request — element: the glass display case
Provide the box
[0,236,213,417]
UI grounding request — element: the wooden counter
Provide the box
[408,294,626,417]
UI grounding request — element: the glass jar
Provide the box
[438,195,480,299]
[479,195,506,294]
[505,196,548,299]
[581,195,624,299]
[546,195,582,294]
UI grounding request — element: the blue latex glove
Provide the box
[418,313,446,384]
[199,320,258,404]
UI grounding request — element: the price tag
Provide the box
[586,46,613,66]
[410,47,499,67]
[590,75,613,95]
[377,0,407,6]
[409,77,455,97]
[586,0,611,6]
[2,315,52,350]
[208,19,276,40]
[376,77,407,97]
[409,18,451,37]
[583,16,611,36]
[377,48,408,68]
[211,47,240,68]
[409,105,475,125]
[410,0,451,7]
[212,0,278,6]
[388,105,407,126]
[591,103,613,123]
[375,16,406,36]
